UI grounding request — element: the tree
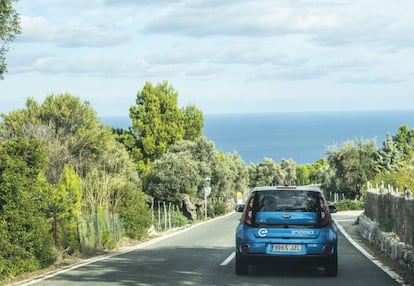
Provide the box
[182,105,204,141]
[376,133,405,173]
[130,81,185,166]
[392,124,414,157]
[0,0,21,78]
[325,139,377,199]
[49,165,82,256]
[128,81,204,173]
[280,159,296,185]
[0,93,153,253]
[144,151,199,204]
[248,158,285,187]
[118,185,152,240]
[0,94,105,182]
[294,164,311,185]
[0,138,54,278]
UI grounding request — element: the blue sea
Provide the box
[101,110,414,165]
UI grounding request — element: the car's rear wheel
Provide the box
[325,253,338,276]
[235,253,249,275]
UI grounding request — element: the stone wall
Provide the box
[360,184,414,273]
[359,214,414,272]
[364,184,414,246]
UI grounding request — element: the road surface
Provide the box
[19,213,402,286]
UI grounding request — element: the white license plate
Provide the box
[272,244,302,253]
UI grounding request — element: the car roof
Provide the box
[251,186,322,192]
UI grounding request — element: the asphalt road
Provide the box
[20,213,402,286]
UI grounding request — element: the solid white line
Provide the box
[335,221,407,286]
[15,212,237,286]
[220,252,235,266]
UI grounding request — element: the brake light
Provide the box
[320,206,330,227]
[244,196,254,226]
[241,244,250,252]
[276,186,297,190]
[323,245,333,254]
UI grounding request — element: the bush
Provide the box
[119,187,152,240]
[211,201,227,217]
[333,199,364,211]
[170,211,188,227]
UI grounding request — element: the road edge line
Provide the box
[12,212,236,286]
[335,220,407,286]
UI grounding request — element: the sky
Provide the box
[1,0,414,117]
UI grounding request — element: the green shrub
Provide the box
[119,187,152,240]
[170,211,188,227]
[211,201,227,217]
[333,199,364,211]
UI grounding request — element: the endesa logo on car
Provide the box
[291,229,316,236]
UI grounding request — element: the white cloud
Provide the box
[19,15,132,47]
[4,0,414,116]
[143,1,341,37]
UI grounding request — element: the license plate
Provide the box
[272,244,302,253]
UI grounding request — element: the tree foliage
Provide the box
[145,151,199,204]
[248,158,285,187]
[182,104,204,141]
[143,136,248,217]
[372,125,414,194]
[280,159,296,185]
[375,133,405,173]
[0,0,21,78]
[323,139,378,199]
[392,124,414,157]
[128,81,203,173]
[0,94,105,182]
[118,185,152,240]
[0,93,153,275]
[0,138,54,279]
[49,165,82,255]
[130,81,184,163]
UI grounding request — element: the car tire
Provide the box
[325,253,338,277]
[235,253,249,275]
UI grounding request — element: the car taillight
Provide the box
[320,206,330,227]
[323,245,333,254]
[244,196,254,226]
[245,211,253,225]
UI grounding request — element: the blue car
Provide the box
[235,186,338,276]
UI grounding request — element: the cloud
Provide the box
[336,75,404,85]
[18,15,132,47]
[11,0,414,90]
[185,64,224,79]
[142,1,340,37]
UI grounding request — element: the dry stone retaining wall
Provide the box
[360,185,414,273]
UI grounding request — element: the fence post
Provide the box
[163,202,167,229]
[157,201,161,230]
[168,203,172,229]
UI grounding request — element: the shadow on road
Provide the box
[46,246,335,286]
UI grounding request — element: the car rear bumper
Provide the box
[236,251,336,266]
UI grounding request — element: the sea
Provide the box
[101,110,414,165]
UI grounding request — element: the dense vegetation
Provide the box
[0,81,413,280]
[0,0,21,78]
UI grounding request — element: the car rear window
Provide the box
[254,190,323,212]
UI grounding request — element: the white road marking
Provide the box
[335,221,407,286]
[220,252,235,266]
[15,213,237,285]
